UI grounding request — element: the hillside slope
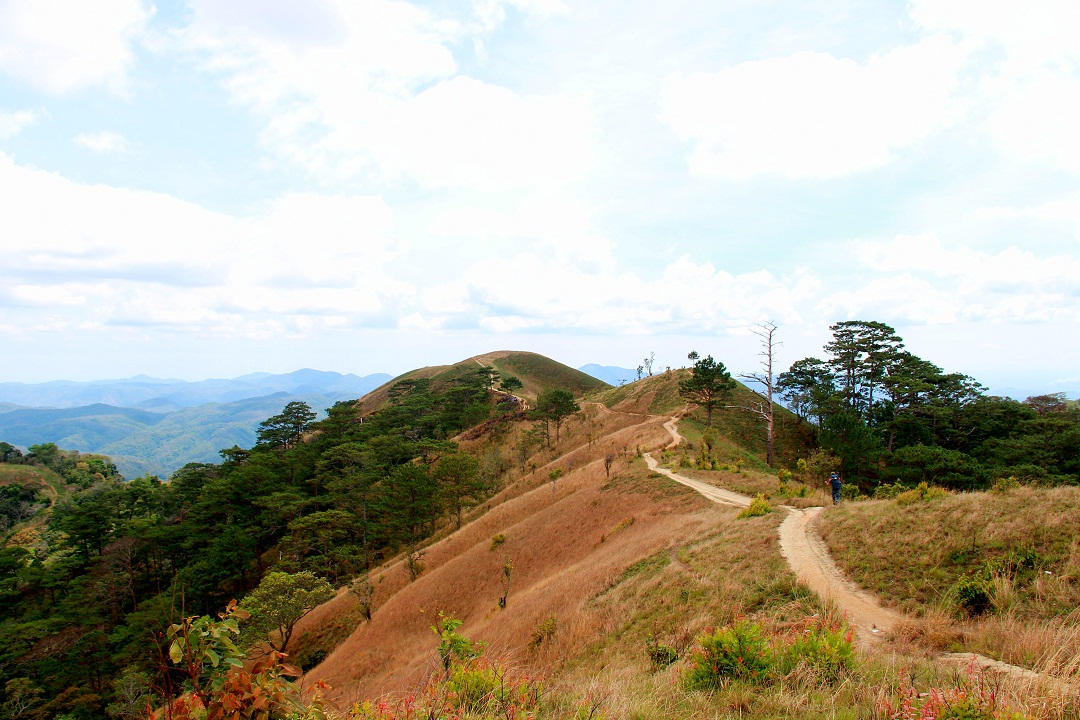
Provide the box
[301,405,720,701]
[358,351,608,413]
[297,372,813,705]
[290,369,1078,718]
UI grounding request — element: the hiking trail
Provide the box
[640,415,1068,686]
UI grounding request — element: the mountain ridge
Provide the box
[0,368,392,410]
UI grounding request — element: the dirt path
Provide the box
[645,418,901,641]
[777,506,903,641]
[644,449,899,640]
[644,419,1072,684]
[644,453,750,509]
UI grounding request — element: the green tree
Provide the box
[819,411,882,485]
[256,401,317,451]
[777,357,836,425]
[824,320,904,419]
[500,376,523,394]
[679,352,736,427]
[0,442,23,463]
[434,453,483,529]
[380,463,440,547]
[26,442,60,468]
[533,389,580,446]
[239,571,335,653]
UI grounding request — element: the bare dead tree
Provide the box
[736,322,781,467]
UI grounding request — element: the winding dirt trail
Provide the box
[643,416,902,641]
[644,449,898,642]
[641,416,1076,686]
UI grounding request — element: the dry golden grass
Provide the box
[818,486,1080,620]
[968,611,1080,680]
[290,398,1079,719]
[299,413,703,706]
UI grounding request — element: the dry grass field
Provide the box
[286,373,1079,719]
[819,486,1080,682]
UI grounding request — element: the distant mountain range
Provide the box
[0,370,391,478]
[0,369,391,410]
[0,362,692,479]
[578,364,637,386]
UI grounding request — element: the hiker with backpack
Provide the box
[829,472,842,505]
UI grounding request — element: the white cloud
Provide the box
[852,234,1080,322]
[0,109,36,139]
[974,192,1080,241]
[179,0,594,191]
[0,152,412,336]
[985,73,1080,174]
[909,0,1080,73]
[661,35,966,179]
[73,130,127,153]
[0,0,150,94]
[910,0,1080,174]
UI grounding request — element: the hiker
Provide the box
[829,472,842,505]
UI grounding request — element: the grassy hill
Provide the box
[819,486,1080,674]
[359,350,609,412]
[284,366,1076,718]
[589,369,816,469]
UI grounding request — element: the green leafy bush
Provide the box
[991,475,1022,493]
[778,617,854,681]
[873,481,908,499]
[737,494,772,519]
[895,481,949,506]
[685,621,773,687]
[953,575,993,615]
[645,634,679,669]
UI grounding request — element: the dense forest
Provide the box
[777,320,1079,490]
[0,365,554,719]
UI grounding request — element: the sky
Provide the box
[1,0,1079,398]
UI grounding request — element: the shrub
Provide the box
[778,617,854,681]
[953,575,993,615]
[895,481,949,506]
[645,634,679,670]
[991,475,1021,493]
[529,616,557,649]
[951,547,1043,616]
[873,481,908,499]
[685,621,773,688]
[738,494,772,519]
[348,574,375,621]
[490,533,506,551]
[296,648,327,671]
[840,483,862,501]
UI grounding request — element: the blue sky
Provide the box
[1,0,1079,397]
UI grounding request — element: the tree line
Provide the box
[775,320,1078,490]
[0,365,580,719]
